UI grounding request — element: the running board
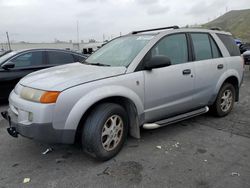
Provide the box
[143,106,209,129]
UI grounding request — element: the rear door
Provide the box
[190,33,225,107]
[46,51,76,66]
[143,33,195,122]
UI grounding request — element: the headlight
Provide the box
[20,87,60,103]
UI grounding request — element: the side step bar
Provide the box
[143,106,209,130]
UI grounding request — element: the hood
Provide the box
[20,62,127,91]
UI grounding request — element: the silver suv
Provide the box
[2,26,244,160]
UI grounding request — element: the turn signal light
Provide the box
[40,91,60,103]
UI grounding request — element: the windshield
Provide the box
[85,35,154,67]
[0,51,17,64]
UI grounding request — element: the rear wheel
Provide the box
[82,103,128,161]
[211,83,236,117]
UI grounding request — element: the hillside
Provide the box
[203,9,250,42]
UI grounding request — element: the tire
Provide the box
[82,103,128,161]
[211,83,236,117]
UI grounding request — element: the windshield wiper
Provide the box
[89,63,110,67]
[81,61,110,67]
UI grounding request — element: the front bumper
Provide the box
[2,90,75,144]
[1,110,74,143]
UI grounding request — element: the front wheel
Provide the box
[211,83,236,117]
[82,103,128,161]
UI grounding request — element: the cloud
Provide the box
[78,0,107,3]
[187,0,250,23]
[0,0,249,42]
[188,0,227,16]
[147,5,169,15]
[136,0,159,5]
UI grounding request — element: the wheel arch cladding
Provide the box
[64,86,144,142]
[210,70,240,105]
[74,96,141,143]
[223,76,239,101]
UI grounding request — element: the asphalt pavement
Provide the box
[0,70,250,188]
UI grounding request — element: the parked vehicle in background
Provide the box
[243,50,250,65]
[235,39,242,46]
[0,49,87,100]
[0,50,12,57]
[239,43,250,54]
[2,26,244,161]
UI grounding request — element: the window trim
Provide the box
[136,32,191,71]
[208,35,223,58]
[4,50,46,69]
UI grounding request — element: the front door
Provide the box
[143,33,195,122]
[0,51,46,99]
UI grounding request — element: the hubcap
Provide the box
[220,89,233,112]
[101,115,124,151]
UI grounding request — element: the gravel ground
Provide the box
[0,70,249,188]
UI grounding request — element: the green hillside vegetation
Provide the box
[203,9,250,42]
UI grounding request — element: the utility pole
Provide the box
[76,20,79,44]
[6,32,11,50]
[103,34,105,42]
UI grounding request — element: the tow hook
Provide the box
[7,127,18,138]
[1,111,8,120]
[1,111,19,138]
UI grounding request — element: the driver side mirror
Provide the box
[145,55,171,70]
[1,63,15,70]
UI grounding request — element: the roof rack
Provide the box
[131,25,179,34]
[210,27,222,31]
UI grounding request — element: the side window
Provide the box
[74,55,86,62]
[216,34,241,56]
[151,34,188,65]
[10,51,43,68]
[191,33,212,61]
[209,36,222,58]
[47,51,75,65]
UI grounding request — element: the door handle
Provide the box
[182,69,191,75]
[217,64,224,69]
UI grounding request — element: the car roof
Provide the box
[0,48,87,65]
[14,48,87,57]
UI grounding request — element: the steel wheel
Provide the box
[101,115,124,151]
[220,89,233,112]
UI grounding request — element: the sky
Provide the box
[0,0,249,43]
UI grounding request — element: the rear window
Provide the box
[73,54,86,62]
[191,33,212,61]
[216,34,240,56]
[47,51,75,65]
